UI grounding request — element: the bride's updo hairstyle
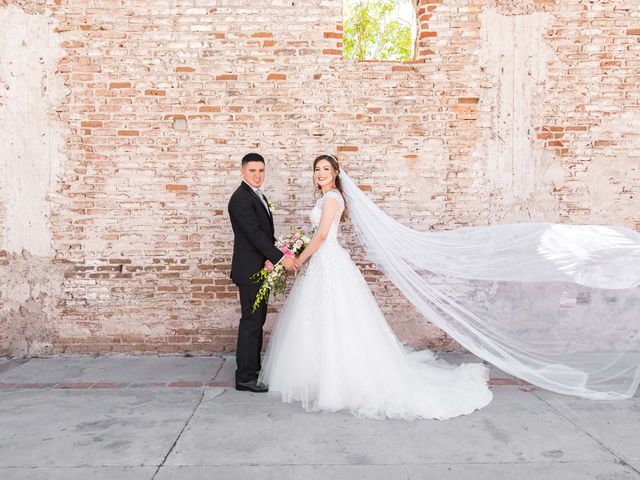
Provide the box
[313,154,347,222]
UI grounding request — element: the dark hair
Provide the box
[313,154,347,222]
[241,152,265,166]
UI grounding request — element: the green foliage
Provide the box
[251,263,286,313]
[343,0,412,62]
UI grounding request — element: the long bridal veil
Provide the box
[338,171,640,400]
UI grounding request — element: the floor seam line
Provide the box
[210,356,225,383]
[532,391,640,477]
[150,390,206,480]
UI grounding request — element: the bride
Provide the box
[260,153,640,416]
[259,154,494,420]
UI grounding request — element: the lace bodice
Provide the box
[309,190,344,243]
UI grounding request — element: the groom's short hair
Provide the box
[241,153,265,166]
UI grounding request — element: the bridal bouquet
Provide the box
[251,225,315,313]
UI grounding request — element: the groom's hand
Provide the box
[281,257,298,271]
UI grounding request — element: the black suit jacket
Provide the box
[228,182,284,285]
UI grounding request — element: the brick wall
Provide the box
[0,0,638,355]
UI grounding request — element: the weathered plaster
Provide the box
[491,0,535,16]
[584,112,640,224]
[473,9,562,223]
[0,4,66,256]
[0,251,69,356]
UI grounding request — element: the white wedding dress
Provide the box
[259,190,493,420]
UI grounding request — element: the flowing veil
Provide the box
[338,171,640,400]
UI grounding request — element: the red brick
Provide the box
[166,184,188,191]
[207,380,233,388]
[488,378,519,386]
[168,381,203,387]
[81,120,103,127]
[54,382,95,389]
[1,0,635,360]
[419,31,437,38]
[90,382,129,389]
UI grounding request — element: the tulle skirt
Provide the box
[259,241,493,420]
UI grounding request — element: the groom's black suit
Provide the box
[228,181,284,384]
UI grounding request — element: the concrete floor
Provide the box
[0,355,638,479]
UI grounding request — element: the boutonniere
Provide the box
[267,200,277,214]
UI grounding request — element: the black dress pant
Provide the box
[236,283,268,384]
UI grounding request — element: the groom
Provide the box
[228,153,298,392]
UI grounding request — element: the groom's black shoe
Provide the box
[235,380,268,393]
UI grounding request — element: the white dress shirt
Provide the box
[243,180,270,214]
